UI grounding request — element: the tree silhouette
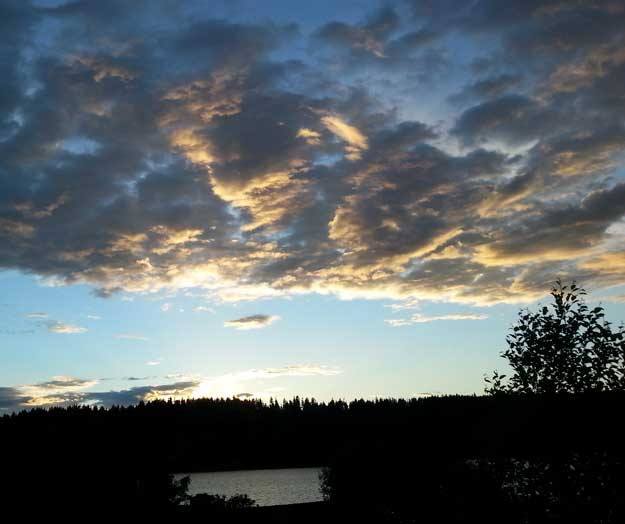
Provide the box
[188,493,256,515]
[486,280,625,394]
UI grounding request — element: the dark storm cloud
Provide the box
[407,0,625,40]
[452,95,559,147]
[0,387,30,410]
[475,183,625,266]
[0,4,36,159]
[1,0,625,306]
[174,19,298,70]
[448,74,522,105]
[315,7,401,58]
[313,5,441,77]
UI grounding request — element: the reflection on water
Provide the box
[177,467,323,507]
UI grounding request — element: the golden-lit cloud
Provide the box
[321,115,368,160]
[0,218,35,238]
[70,55,136,83]
[1,365,341,411]
[547,44,625,94]
[473,242,589,267]
[2,0,625,312]
[46,321,88,334]
[297,128,322,145]
[209,169,312,233]
[19,376,98,407]
[168,127,216,165]
[580,251,625,274]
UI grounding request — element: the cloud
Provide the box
[146,360,161,366]
[115,333,149,341]
[160,303,172,312]
[0,364,341,411]
[81,381,201,407]
[23,313,88,335]
[321,115,368,160]
[235,392,254,398]
[386,312,489,327]
[193,364,342,399]
[452,94,558,147]
[596,294,625,304]
[12,376,98,409]
[1,377,193,412]
[46,321,88,334]
[0,328,35,335]
[192,305,215,313]
[315,7,400,59]
[448,74,522,105]
[224,314,280,330]
[26,312,48,319]
[0,387,30,410]
[237,364,341,379]
[1,0,625,308]
[314,6,439,69]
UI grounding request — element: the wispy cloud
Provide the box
[46,321,88,334]
[115,333,149,341]
[385,299,421,311]
[193,364,341,399]
[0,328,35,335]
[23,314,88,334]
[592,294,625,304]
[244,364,341,378]
[146,360,161,366]
[386,313,488,327]
[25,312,48,319]
[224,314,280,330]
[193,306,215,313]
[160,303,171,312]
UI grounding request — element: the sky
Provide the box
[2,0,625,412]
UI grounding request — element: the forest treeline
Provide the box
[2,392,625,519]
[3,392,625,471]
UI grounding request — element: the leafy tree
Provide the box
[486,280,625,394]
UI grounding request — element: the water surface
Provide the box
[177,467,323,507]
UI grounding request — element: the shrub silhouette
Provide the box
[486,280,625,394]
[136,472,190,509]
[188,493,256,516]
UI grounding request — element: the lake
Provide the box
[176,467,324,506]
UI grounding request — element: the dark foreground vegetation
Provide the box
[2,392,624,521]
[1,282,623,521]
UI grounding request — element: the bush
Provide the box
[188,493,256,514]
